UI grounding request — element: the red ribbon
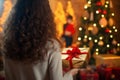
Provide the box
[64,47,88,69]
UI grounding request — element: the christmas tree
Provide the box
[78,0,120,56]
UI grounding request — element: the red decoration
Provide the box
[98,9,102,13]
[103,10,107,15]
[96,1,102,6]
[105,29,110,33]
[63,47,88,68]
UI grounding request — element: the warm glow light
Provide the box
[113,26,116,29]
[0,0,12,31]
[109,30,112,33]
[84,17,87,20]
[101,25,104,28]
[96,10,99,14]
[105,5,108,8]
[94,39,98,43]
[79,27,82,31]
[96,52,99,55]
[106,1,109,4]
[110,35,113,38]
[101,15,105,18]
[84,5,88,9]
[84,35,88,38]
[93,23,97,27]
[115,29,118,32]
[112,13,115,16]
[117,43,120,47]
[78,37,81,41]
[96,48,99,52]
[89,37,92,40]
[99,36,103,40]
[107,44,110,48]
[88,1,91,4]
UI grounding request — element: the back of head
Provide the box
[3,0,57,63]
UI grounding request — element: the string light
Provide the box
[84,5,88,9]
[96,52,99,55]
[84,35,88,38]
[88,1,91,4]
[78,37,82,41]
[93,23,97,27]
[117,43,120,47]
[101,15,105,18]
[96,10,99,14]
[115,29,118,32]
[99,36,103,40]
[111,13,115,16]
[106,1,109,4]
[89,37,92,40]
[113,26,116,29]
[107,44,110,48]
[79,27,82,31]
[101,25,104,28]
[94,39,98,43]
[105,5,108,8]
[96,48,99,52]
[110,35,113,38]
[109,30,112,33]
[84,17,87,20]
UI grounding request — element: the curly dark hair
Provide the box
[3,0,58,63]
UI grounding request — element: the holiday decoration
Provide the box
[78,0,119,63]
[98,41,104,46]
[99,17,108,27]
[90,12,94,21]
[109,18,114,26]
[112,39,117,45]
[62,48,88,68]
[105,28,110,33]
[91,26,99,35]
[96,1,102,6]
[103,10,107,15]
[83,11,89,18]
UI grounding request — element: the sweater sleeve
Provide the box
[48,41,73,80]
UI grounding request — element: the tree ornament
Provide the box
[99,17,108,28]
[105,28,110,33]
[103,10,107,15]
[90,12,94,21]
[110,0,113,8]
[91,26,99,35]
[101,0,105,5]
[112,39,117,45]
[98,41,104,46]
[98,9,102,13]
[88,26,93,31]
[96,1,102,6]
[109,18,114,26]
[83,11,89,18]
[83,38,88,42]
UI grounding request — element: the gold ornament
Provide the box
[88,25,93,31]
[112,39,117,45]
[83,11,89,18]
[109,18,114,26]
[99,17,108,28]
[91,27,99,35]
[83,38,88,42]
[98,41,104,46]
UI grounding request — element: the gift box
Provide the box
[95,54,120,67]
[79,69,99,80]
[62,47,89,69]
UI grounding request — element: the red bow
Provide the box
[64,47,87,68]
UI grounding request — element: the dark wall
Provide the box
[112,0,120,42]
